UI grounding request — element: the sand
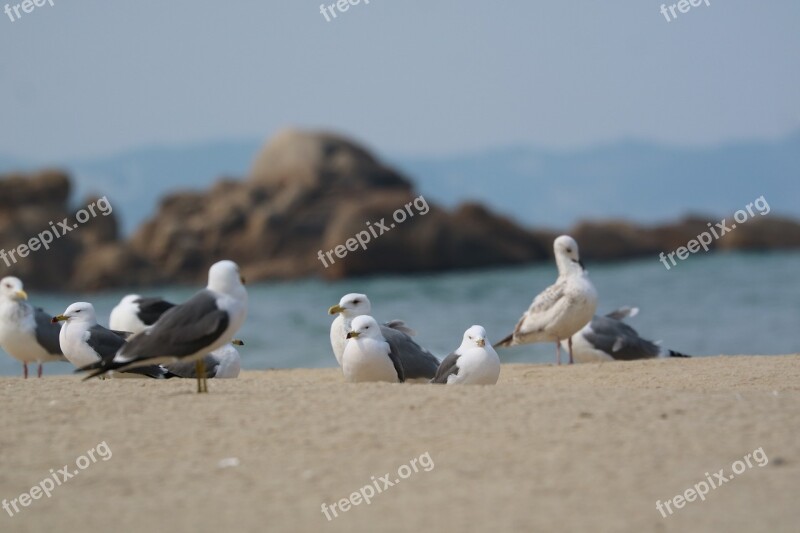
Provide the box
[1,355,798,533]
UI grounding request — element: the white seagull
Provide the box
[329,293,438,380]
[52,302,169,379]
[496,235,598,365]
[561,307,691,363]
[342,315,404,383]
[431,325,501,385]
[0,276,65,378]
[80,260,248,393]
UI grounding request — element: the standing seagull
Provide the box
[0,276,65,378]
[52,302,168,379]
[342,315,404,383]
[329,293,439,381]
[109,294,243,381]
[80,260,248,393]
[432,325,501,385]
[109,295,176,333]
[561,307,691,363]
[495,235,598,365]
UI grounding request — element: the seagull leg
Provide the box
[23,363,28,379]
[568,337,574,365]
[556,342,561,366]
[195,359,208,394]
[38,363,43,378]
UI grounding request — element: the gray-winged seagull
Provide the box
[432,325,500,385]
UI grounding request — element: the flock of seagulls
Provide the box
[0,235,690,392]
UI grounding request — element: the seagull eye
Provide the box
[566,248,572,253]
[353,300,360,304]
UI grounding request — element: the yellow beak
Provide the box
[346,331,360,339]
[477,339,486,347]
[51,314,67,324]
[240,275,246,285]
[15,290,28,301]
[329,305,344,315]
[232,339,245,346]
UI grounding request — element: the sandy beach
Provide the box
[1,355,798,533]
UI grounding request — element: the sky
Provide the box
[1,0,798,161]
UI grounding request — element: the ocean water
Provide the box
[1,251,798,376]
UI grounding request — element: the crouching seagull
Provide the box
[562,307,691,363]
[329,293,439,381]
[342,316,404,383]
[79,260,248,393]
[165,343,242,379]
[109,295,176,333]
[0,276,65,378]
[52,302,169,379]
[495,235,598,365]
[432,325,501,385]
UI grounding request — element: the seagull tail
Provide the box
[668,350,691,358]
[494,333,513,348]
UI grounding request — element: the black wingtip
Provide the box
[668,350,691,358]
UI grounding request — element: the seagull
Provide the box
[109,293,243,379]
[52,302,169,379]
[79,260,248,393]
[431,325,501,385]
[495,235,598,365]
[329,293,439,381]
[109,295,176,333]
[342,315,404,383]
[0,276,65,378]
[562,307,691,363]
[165,343,242,379]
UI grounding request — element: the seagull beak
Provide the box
[240,275,246,285]
[15,290,28,301]
[51,314,67,324]
[232,339,245,346]
[346,331,360,339]
[476,338,486,347]
[329,305,344,315]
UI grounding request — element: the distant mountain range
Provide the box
[1,132,798,234]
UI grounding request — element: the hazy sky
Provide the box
[1,0,798,160]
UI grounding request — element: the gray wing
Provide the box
[383,320,416,337]
[431,352,460,384]
[386,344,405,383]
[381,326,439,380]
[119,290,229,363]
[33,308,64,356]
[165,354,220,379]
[86,325,128,361]
[582,315,661,360]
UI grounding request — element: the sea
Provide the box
[1,251,798,376]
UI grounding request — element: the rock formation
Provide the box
[1,130,799,291]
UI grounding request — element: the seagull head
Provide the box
[346,315,383,341]
[52,302,97,325]
[207,260,247,296]
[461,325,488,350]
[554,235,585,274]
[329,293,371,318]
[0,276,28,302]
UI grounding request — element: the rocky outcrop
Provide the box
[0,170,121,290]
[2,130,800,291]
